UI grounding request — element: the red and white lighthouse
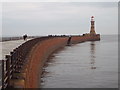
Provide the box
[90,16,96,35]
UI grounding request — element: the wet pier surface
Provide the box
[1,39,32,60]
[41,35,118,88]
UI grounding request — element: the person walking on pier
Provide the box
[67,36,72,45]
[23,34,27,41]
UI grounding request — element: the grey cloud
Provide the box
[2,2,118,36]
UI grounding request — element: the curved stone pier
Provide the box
[24,37,68,88]
[1,35,100,89]
[23,35,100,88]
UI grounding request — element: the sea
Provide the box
[0,35,118,89]
[41,35,118,88]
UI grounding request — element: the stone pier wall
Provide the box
[24,37,69,88]
[23,35,100,88]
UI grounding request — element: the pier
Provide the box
[1,34,100,89]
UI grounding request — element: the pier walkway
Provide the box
[1,39,32,60]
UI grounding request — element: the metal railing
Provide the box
[1,36,55,89]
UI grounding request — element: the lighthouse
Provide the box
[82,16,100,41]
[90,16,96,35]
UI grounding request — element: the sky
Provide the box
[1,1,119,36]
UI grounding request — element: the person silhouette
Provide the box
[23,34,27,40]
[67,36,72,45]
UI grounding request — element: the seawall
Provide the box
[24,37,68,88]
[23,35,100,88]
[2,35,100,88]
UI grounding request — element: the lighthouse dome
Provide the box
[91,16,94,18]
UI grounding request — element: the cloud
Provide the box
[2,2,118,36]
[3,2,117,20]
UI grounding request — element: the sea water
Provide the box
[41,35,118,88]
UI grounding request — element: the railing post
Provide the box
[5,55,11,87]
[2,60,4,89]
[10,52,13,64]
[10,51,15,79]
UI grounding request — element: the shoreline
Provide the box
[24,37,68,88]
[40,46,66,87]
